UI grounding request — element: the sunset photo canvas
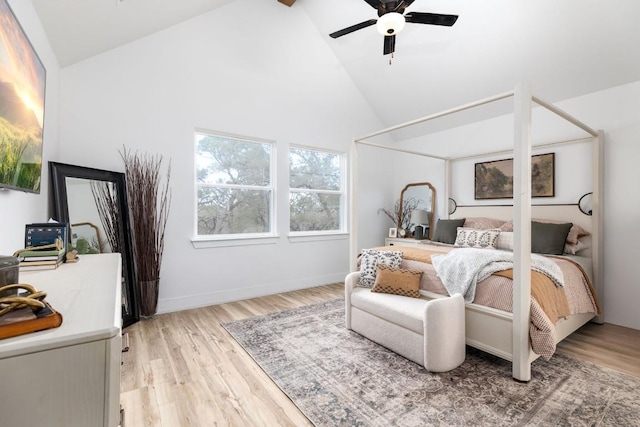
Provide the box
[0,0,46,193]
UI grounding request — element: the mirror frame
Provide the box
[49,161,140,327]
[399,182,436,239]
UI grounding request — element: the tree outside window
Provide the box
[289,147,345,232]
[196,131,274,236]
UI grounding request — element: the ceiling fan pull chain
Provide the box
[389,52,394,65]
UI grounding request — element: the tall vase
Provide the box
[139,278,159,318]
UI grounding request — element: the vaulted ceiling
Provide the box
[32,0,640,135]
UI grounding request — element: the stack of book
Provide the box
[18,247,65,271]
[16,222,70,271]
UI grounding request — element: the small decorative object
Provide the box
[414,226,424,240]
[378,197,420,231]
[0,283,63,339]
[0,256,19,298]
[398,228,406,238]
[388,228,397,238]
[121,147,171,318]
[66,249,79,263]
[411,209,430,240]
[0,283,46,316]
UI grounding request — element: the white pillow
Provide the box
[358,249,403,287]
[564,236,591,255]
[454,228,501,249]
[496,231,514,251]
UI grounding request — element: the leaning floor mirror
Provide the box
[49,161,140,327]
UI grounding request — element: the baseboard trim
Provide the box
[155,272,347,314]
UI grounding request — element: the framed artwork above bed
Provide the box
[474,153,554,200]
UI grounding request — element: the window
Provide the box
[195,131,274,237]
[289,146,345,233]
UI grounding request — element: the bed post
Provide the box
[592,130,605,323]
[349,138,359,273]
[512,83,533,382]
[445,159,452,219]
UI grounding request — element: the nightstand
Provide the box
[385,237,425,247]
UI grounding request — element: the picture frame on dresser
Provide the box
[24,222,69,253]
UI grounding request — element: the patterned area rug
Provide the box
[222,299,640,426]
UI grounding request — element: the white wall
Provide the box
[563,82,640,330]
[0,0,60,255]
[29,0,636,329]
[58,0,389,313]
[385,81,640,330]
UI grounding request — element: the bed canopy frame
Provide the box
[349,83,604,381]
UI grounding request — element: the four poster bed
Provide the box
[348,83,604,381]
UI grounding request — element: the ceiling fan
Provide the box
[329,0,458,55]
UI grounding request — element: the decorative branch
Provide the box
[120,147,171,316]
[378,197,420,231]
[120,147,171,282]
[91,181,121,254]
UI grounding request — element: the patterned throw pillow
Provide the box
[358,249,403,287]
[454,227,501,249]
[371,265,422,298]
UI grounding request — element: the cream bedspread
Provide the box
[371,243,600,359]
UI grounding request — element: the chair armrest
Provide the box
[344,271,360,329]
[423,293,466,372]
[345,271,359,294]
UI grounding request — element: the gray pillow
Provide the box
[431,218,466,244]
[531,221,573,255]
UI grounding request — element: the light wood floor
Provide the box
[120,283,640,427]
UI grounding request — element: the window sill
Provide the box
[191,232,349,247]
[191,234,279,248]
[287,232,349,243]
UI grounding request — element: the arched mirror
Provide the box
[399,182,436,239]
[49,162,139,327]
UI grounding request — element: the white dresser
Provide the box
[0,254,122,427]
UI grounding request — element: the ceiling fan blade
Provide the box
[404,12,459,27]
[330,19,377,38]
[393,0,416,13]
[383,34,396,55]
[363,0,380,9]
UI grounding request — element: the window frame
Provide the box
[193,129,277,246]
[288,144,348,237]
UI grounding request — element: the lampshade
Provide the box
[376,12,406,36]
[410,209,429,225]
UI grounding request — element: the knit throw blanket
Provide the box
[431,248,565,303]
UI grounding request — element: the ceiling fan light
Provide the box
[376,12,406,36]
